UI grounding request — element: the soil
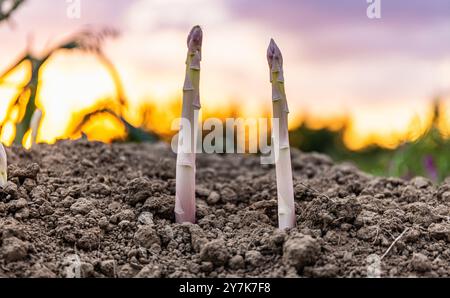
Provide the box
[0,140,449,277]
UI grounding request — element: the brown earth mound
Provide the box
[0,140,449,277]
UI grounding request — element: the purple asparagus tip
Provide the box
[267,38,283,69]
[187,25,203,51]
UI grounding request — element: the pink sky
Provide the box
[0,0,449,148]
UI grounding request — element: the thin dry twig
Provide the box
[380,227,409,260]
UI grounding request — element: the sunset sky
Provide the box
[0,0,449,149]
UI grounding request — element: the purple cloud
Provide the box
[226,0,450,29]
[225,0,450,61]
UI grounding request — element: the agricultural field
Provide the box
[1,140,449,277]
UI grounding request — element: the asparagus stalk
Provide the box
[0,143,7,187]
[175,26,202,223]
[30,108,42,147]
[267,39,296,229]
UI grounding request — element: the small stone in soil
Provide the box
[138,211,154,226]
[207,191,220,204]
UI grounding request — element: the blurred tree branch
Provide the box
[0,26,132,145]
[71,108,158,143]
[0,0,25,23]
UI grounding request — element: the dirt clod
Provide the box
[70,198,94,215]
[134,226,160,248]
[245,250,264,267]
[410,253,432,272]
[2,236,29,263]
[97,260,116,277]
[428,223,450,242]
[283,234,320,271]
[200,239,230,266]
[228,255,245,270]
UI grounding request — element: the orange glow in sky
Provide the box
[0,0,449,150]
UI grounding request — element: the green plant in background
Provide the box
[386,101,449,181]
[289,124,347,157]
[290,99,450,182]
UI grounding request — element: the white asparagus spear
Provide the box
[30,109,42,147]
[175,26,202,223]
[0,143,7,187]
[267,39,296,229]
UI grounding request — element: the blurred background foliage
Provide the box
[290,100,450,182]
[1,0,449,182]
